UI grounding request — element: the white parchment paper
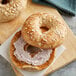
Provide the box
[0,31,66,76]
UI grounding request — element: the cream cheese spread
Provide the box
[14,36,52,66]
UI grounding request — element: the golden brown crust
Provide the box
[10,31,55,71]
[21,12,67,49]
[0,0,27,23]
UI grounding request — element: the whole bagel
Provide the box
[0,0,26,23]
[22,13,67,49]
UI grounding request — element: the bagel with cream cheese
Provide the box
[10,31,55,71]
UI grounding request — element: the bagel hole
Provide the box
[40,27,49,33]
[0,0,10,4]
[26,45,41,57]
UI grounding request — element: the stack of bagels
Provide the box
[10,13,67,71]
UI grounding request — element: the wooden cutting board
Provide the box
[0,0,76,76]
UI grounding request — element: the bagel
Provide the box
[10,31,55,71]
[22,13,67,49]
[0,0,26,23]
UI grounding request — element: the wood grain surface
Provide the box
[0,0,76,76]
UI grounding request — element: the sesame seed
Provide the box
[30,36,32,39]
[43,38,47,42]
[52,38,56,41]
[61,34,64,38]
[16,4,19,7]
[39,21,42,24]
[6,8,9,11]
[38,43,41,46]
[50,19,52,22]
[25,28,27,29]
[10,7,13,10]
[10,1,13,5]
[11,10,14,13]
[30,22,32,25]
[4,12,8,15]
[13,4,17,8]
[61,34,64,37]
[27,32,29,34]
[30,32,32,35]
[31,29,35,32]
[13,8,16,11]
[55,30,61,35]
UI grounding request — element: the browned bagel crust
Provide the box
[21,13,67,49]
[10,31,55,71]
[0,0,26,22]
